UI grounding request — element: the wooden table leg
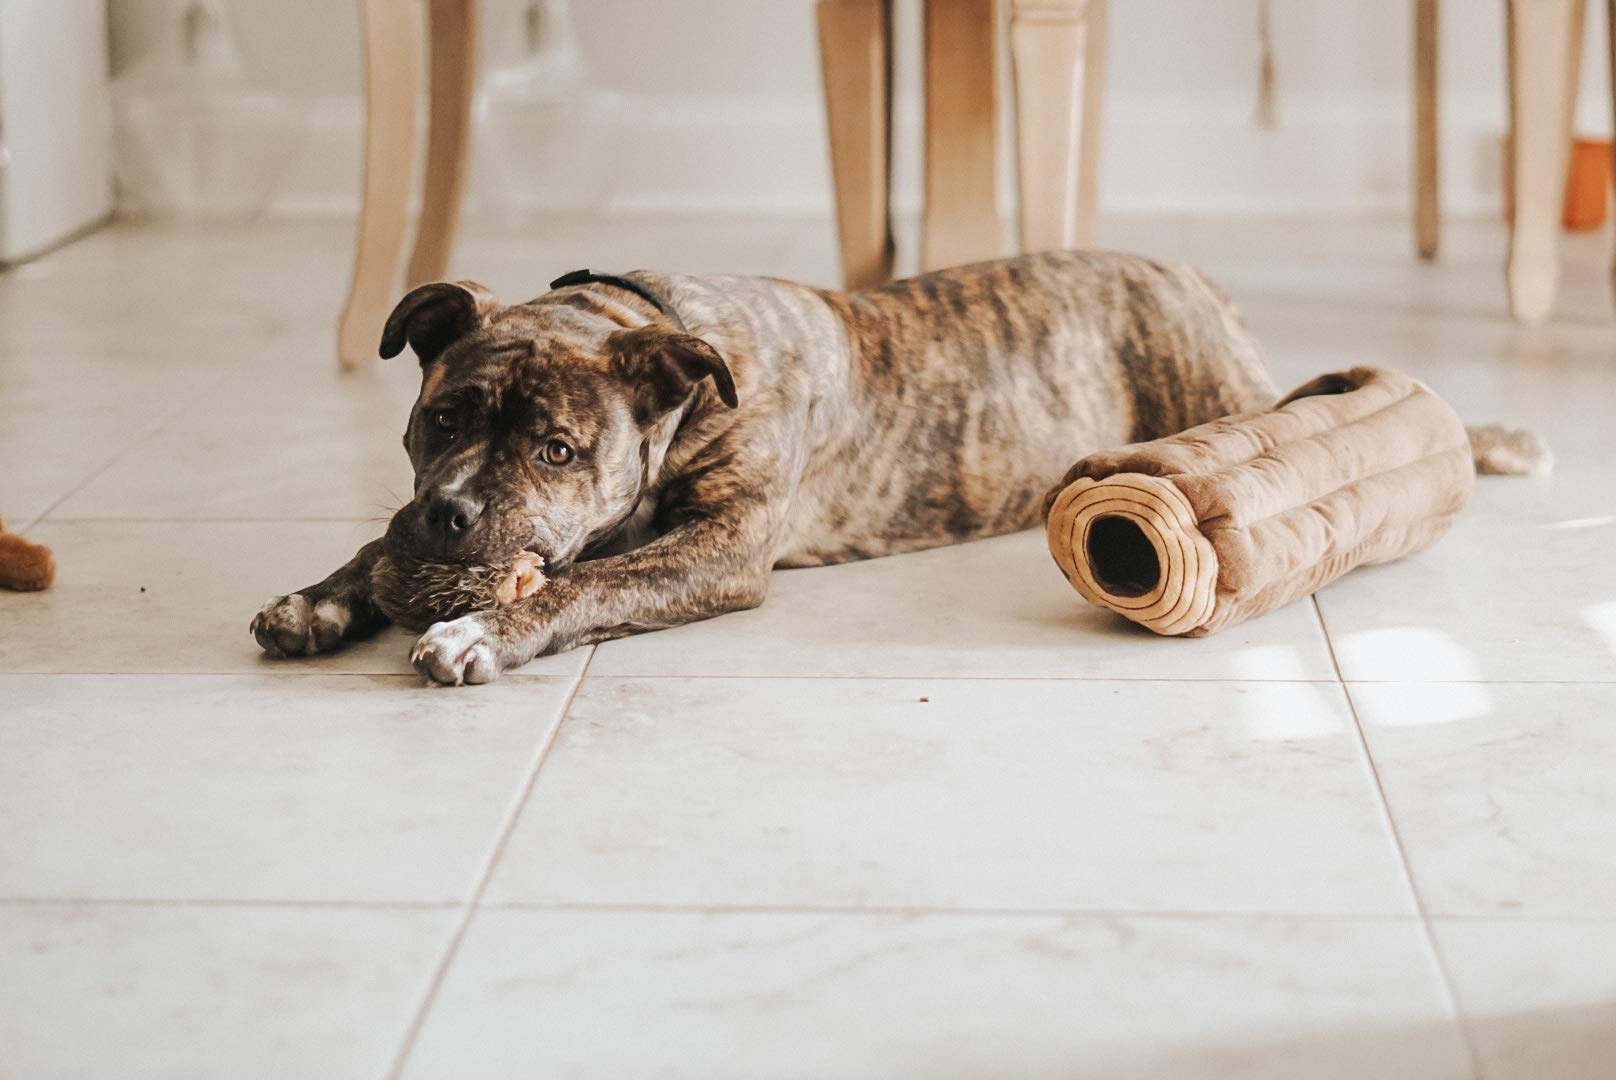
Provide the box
[922,0,1001,271]
[337,0,423,368]
[1505,0,1585,323]
[406,0,479,290]
[817,0,895,290]
[1413,0,1440,260]
[1010,0,1107,253]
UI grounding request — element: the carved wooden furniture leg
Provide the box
[1413,0,1440,260]
[338,0,423,368]
[1505,0,1585,323]
[817,0,895,289]
[407,0,480,289]
[1009,0,1108,252]
[922,0,1001,271]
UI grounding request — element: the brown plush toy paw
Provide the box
[0,516,56,592]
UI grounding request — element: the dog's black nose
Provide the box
[424,494,483,546]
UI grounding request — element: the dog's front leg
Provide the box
[251,539,390,657]
[410,515,772,685]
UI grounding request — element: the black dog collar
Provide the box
[549,269,687,332]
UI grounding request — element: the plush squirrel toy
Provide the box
[0,516,55,592]
[369,550,545,632]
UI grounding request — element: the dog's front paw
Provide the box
[412,614,502,686]
[251,593,353,657]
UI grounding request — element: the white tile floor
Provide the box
[2,212,1613,1079]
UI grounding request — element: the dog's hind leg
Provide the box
[1114,261,1279,441]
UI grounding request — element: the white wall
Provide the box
[107,0,1613,219]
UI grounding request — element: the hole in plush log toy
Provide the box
[1086,516,1161,597]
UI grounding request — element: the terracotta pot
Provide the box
[1562,138,1611,230]
[1500,135,1611,232]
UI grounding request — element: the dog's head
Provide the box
[378,280,737,570]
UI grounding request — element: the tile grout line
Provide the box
[0,671,1370,684]
[0,894,1436,921]
[0,670,1523,686]
[18,367,234,532]
[382,644,597,1080]
[1310,597,1483,1080]
[471,900,1440,922]
[7,670,1609,686]
[0,896,460,910]
[488,673,1616,685]
[0,891,1604,924]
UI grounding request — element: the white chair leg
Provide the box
[407,0,479,290]
[1010,0,1107,252]
[817,0,895,290]
[1505,0,1585,323]
[337,0,423,368]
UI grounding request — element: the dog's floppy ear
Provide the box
[378,281,500,364]
[609,325,739,422]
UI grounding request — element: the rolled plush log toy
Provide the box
[1044,366,1474,637]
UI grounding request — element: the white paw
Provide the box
[251,593,351,657]
[411,614,501,686]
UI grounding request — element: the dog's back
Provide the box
[773,251,1276,565]
[650,251,1539,569]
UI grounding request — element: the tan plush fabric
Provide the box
[1044,367,1475,636]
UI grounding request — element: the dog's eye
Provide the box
[431,408,457,433]
[542,439,574,466]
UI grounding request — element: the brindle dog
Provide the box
[247,251,1299,683]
